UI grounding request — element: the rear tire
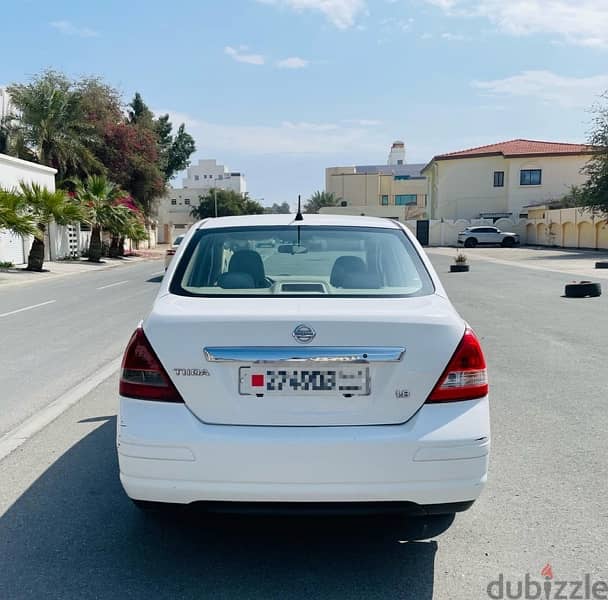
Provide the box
[564,282,602,298]
[501,237,515,247]
[464,238,477,248]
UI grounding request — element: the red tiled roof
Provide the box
[433,139,594,161]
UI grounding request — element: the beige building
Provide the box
[323,142,427,220]
[423,139,594,221]
[525,205,607,249]
[157,158,247,243]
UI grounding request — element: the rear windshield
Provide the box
[169,225,434,297]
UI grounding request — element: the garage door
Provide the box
[0,230,25,264]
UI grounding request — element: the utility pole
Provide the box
[214,188,218,218]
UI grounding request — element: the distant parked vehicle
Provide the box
[164,235,185,270]
[457,226,519,248]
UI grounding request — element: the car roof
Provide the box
[195,214,403,230]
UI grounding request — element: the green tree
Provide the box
[77,77,123,127]
[73,175,123,262]
[558,185,585,209]
[303,191,339,214]
[14,182,83,271]
[190,189,265,219]
[581,96,608,217]
[264,202,291,214]
[6,70,102,181]
[163,123,196,182]
[130,93,196,182]
[0,188,37,237]
[128,92,155,128]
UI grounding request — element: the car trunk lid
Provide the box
[144,295,464,426]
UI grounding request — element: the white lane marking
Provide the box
[0,300,56,318]
[150,270,165,276]
[97,280,129,290]
[0,356,122,462]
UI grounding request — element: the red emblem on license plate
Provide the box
[251,374,265,387]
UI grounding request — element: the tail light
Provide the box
[119,328,184,402]
[426,328,488,403]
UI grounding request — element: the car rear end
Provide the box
[457,228,470,246]
[117,215,490,514]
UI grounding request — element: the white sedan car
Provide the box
[118,214,490,517]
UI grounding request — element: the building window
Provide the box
[171,199,177,205]
[520,169,542,186]
[194,175,199,181]
[493,171,505,187]
[397,160,403,165]
[395,194,417,206]
[184,199,190,205]
[380,195,389,206]
[394,175,410,181]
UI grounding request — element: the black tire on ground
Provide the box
[450,264,470,272]
[464,238,477,248]
[501,237,515,247]
[595,261,608,269]
[564,282,602,298]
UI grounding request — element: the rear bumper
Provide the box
[117,397,490,507]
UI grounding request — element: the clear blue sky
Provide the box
[2,0,607,205]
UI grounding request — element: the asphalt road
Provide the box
[1,252,607,599]
[0,260,164,436]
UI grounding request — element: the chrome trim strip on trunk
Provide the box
[203,347,405,363]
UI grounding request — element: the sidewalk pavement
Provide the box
[426,246,608,280]
[0,246,166,288]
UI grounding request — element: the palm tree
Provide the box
[6,71,102,181]
[303,191,340,214]
[0,188,37,238]
[15,183,83,271]
[73,175,123,262]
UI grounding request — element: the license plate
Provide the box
[239,365,370,396]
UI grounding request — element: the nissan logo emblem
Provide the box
[293,324,316,344]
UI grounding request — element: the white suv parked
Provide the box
[117,214,490,518]
[457,226,519,248]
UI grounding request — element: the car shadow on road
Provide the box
[0,418,444,600]
[146,275,164,283]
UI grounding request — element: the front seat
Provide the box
[228,250,269,288]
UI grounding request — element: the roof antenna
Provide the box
[295,194,304,221]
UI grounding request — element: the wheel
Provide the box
[464,238,477,248]
[564,282,602,298]
[501,237,515,247]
